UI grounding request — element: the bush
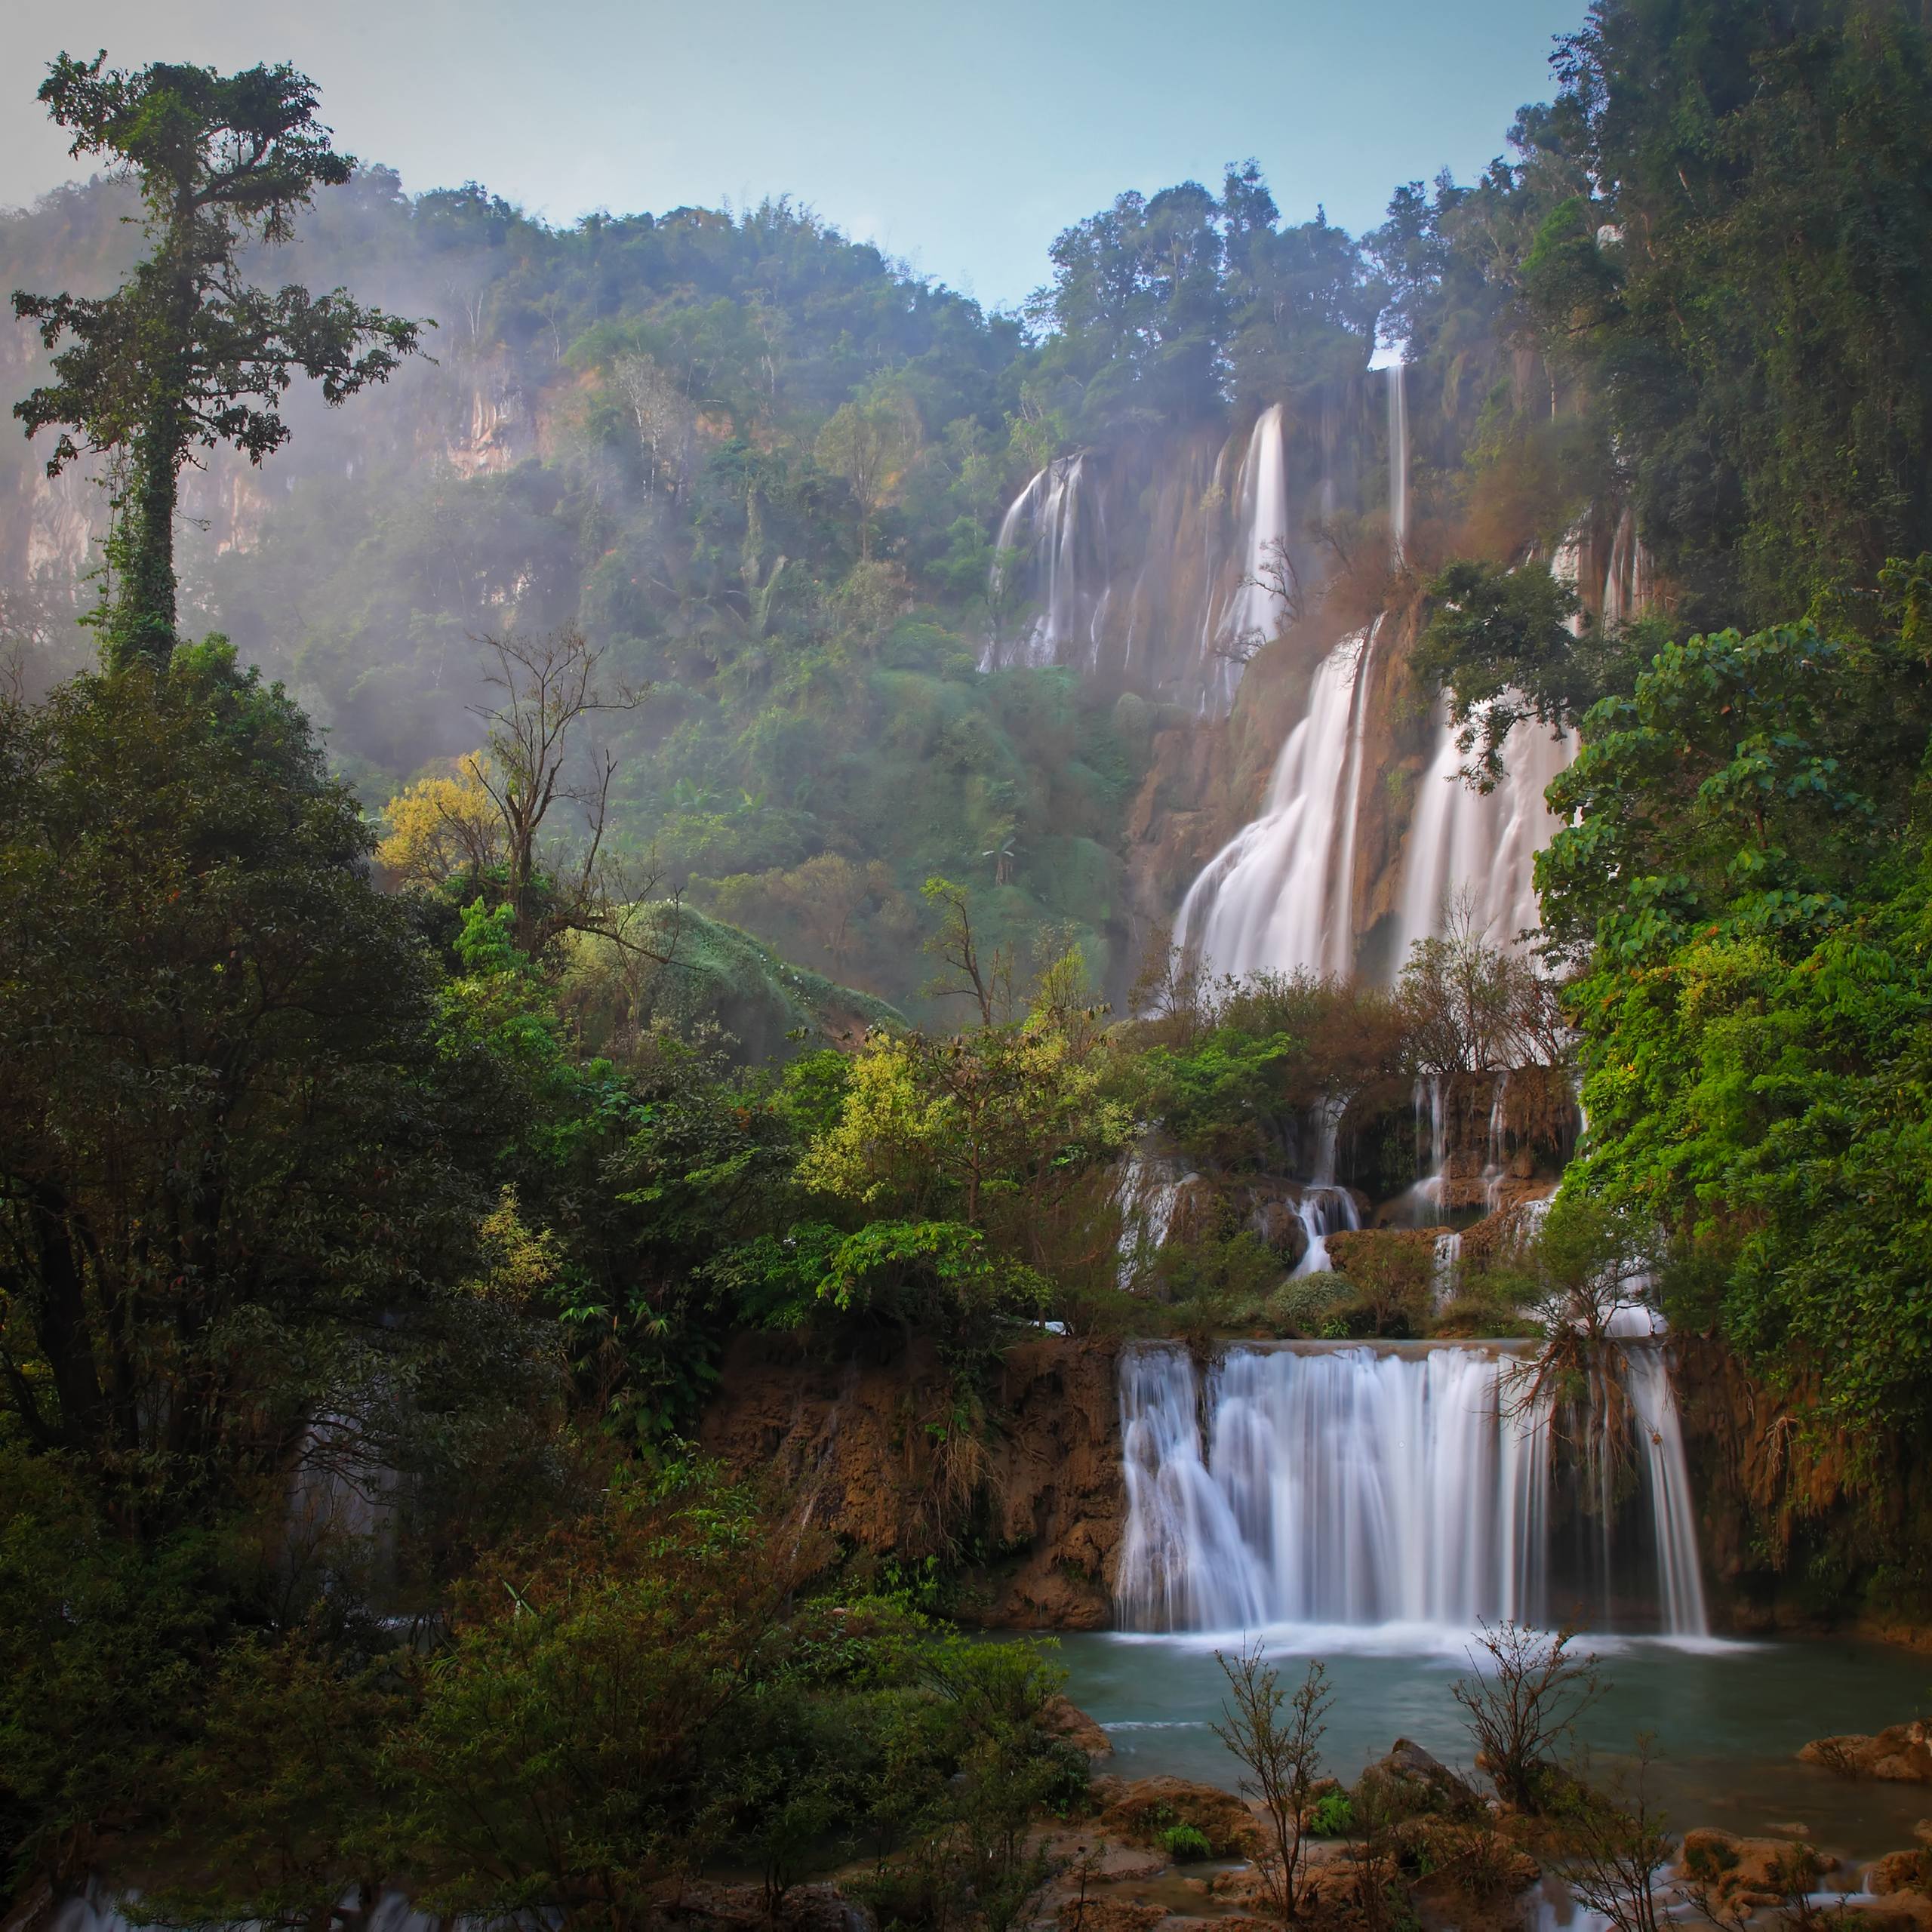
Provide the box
[1161,1820,1214,1861]
[1309,1789,1357,1836]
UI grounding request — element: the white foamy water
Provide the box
[1115,1340,1709,1641]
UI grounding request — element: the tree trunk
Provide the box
[109,247,194,670]
[25,1179,106,1451]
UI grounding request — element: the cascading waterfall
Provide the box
[1115,1149,1190,1288]
[1387,357,1410,561]
[1622,1342,1710,1635]
[1115,1341,1709,1639]
[1171,620,1378,979]
[983,454,1104,669]
[1601,505,1651,629]
[1388,527,1582,964]
[1389,706,1574,964]
[1172,364,1416,983]
[1199,403,1291,714]
[1289,1094,1359,1274]
[1291,1186,1360,1277]
[1118,1346,1266,1631]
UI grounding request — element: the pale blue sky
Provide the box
[0,0,1583,309]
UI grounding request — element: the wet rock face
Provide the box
[1869,1845,1932,1897]
[697,1331,1126,1628]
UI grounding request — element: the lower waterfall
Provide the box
[1116,1341,1709,1640]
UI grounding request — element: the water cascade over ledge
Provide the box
[1115,1340,1709,1640]
[1171,620,1379,978]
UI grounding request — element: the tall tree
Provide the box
[12,54,423,669]
[1521,0,1932,626]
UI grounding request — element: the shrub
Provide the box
[1309,1789,1356,1836]
[1161,1821,1214,1861]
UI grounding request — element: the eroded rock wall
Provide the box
[697,1330,1128,1628]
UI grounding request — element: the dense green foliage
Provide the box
[1540,613,1932,1438]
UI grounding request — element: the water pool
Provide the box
[1050,1626,1932,1863]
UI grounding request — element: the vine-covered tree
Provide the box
[12,53,423,668]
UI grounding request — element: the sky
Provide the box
[0,0,1583,312]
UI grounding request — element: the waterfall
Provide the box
[1291,1186,1360,1277]
[1389,704,1574,966]
[1601,505,1651,629]
[1115,1341,1709,1639]
[1118,1346,1266,1630]
[1172,620,1377,980]
[1387,361,1410,563]
[1622,1342,1711,1636]
[1386,522,1584,969]
[1115,1149,1190,1289]
[984,454,1103,669]
[1169,368,1409,980]
[1199,404,1291,714]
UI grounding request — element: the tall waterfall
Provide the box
[1171,365,1400,981]
[1389,708,1574,961]
[1171,361,1589,979]
[984,454,1105,669]
[1387,357,1410,562]
[1388,524,1581,960]
[1115,1341,1709,1640]
[1200,403,1292,713]
[1171,620,1377,978]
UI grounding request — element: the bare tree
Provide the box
[921,875,1014,1028]
[1216,536,1305,665]
[1453,1620,1600,1814]
[467,628,657,956]
[1564,1737,1674,1932]
[1128,930,1216,1042]
[1399,891,1569,1077]
[1213,1646,1333,1924]
[613,352,695,501]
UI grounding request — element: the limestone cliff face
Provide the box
[697,1331,1127,1629]
[1671,1334,1932,1644]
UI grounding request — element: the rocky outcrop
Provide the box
[697,1331,1125,1627]
[1042,1696,1114,1760]
[1801,1724,1932,1782]
[1359,1737,1484,1819]
[1090,1774,1264,1859]
[1869,1839,1932,1896]
[1679,1829,1837,1912]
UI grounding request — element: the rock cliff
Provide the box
[697,1330,1126,1627]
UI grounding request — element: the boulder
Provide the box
[1680,1829,1836,1913]
[1801,1723,1932,1782]
[1871,1851,1932,1897]
[1041,1694,1114,1759]
[1359,1736,1483,1818]
[1093,1774,1263,1858]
